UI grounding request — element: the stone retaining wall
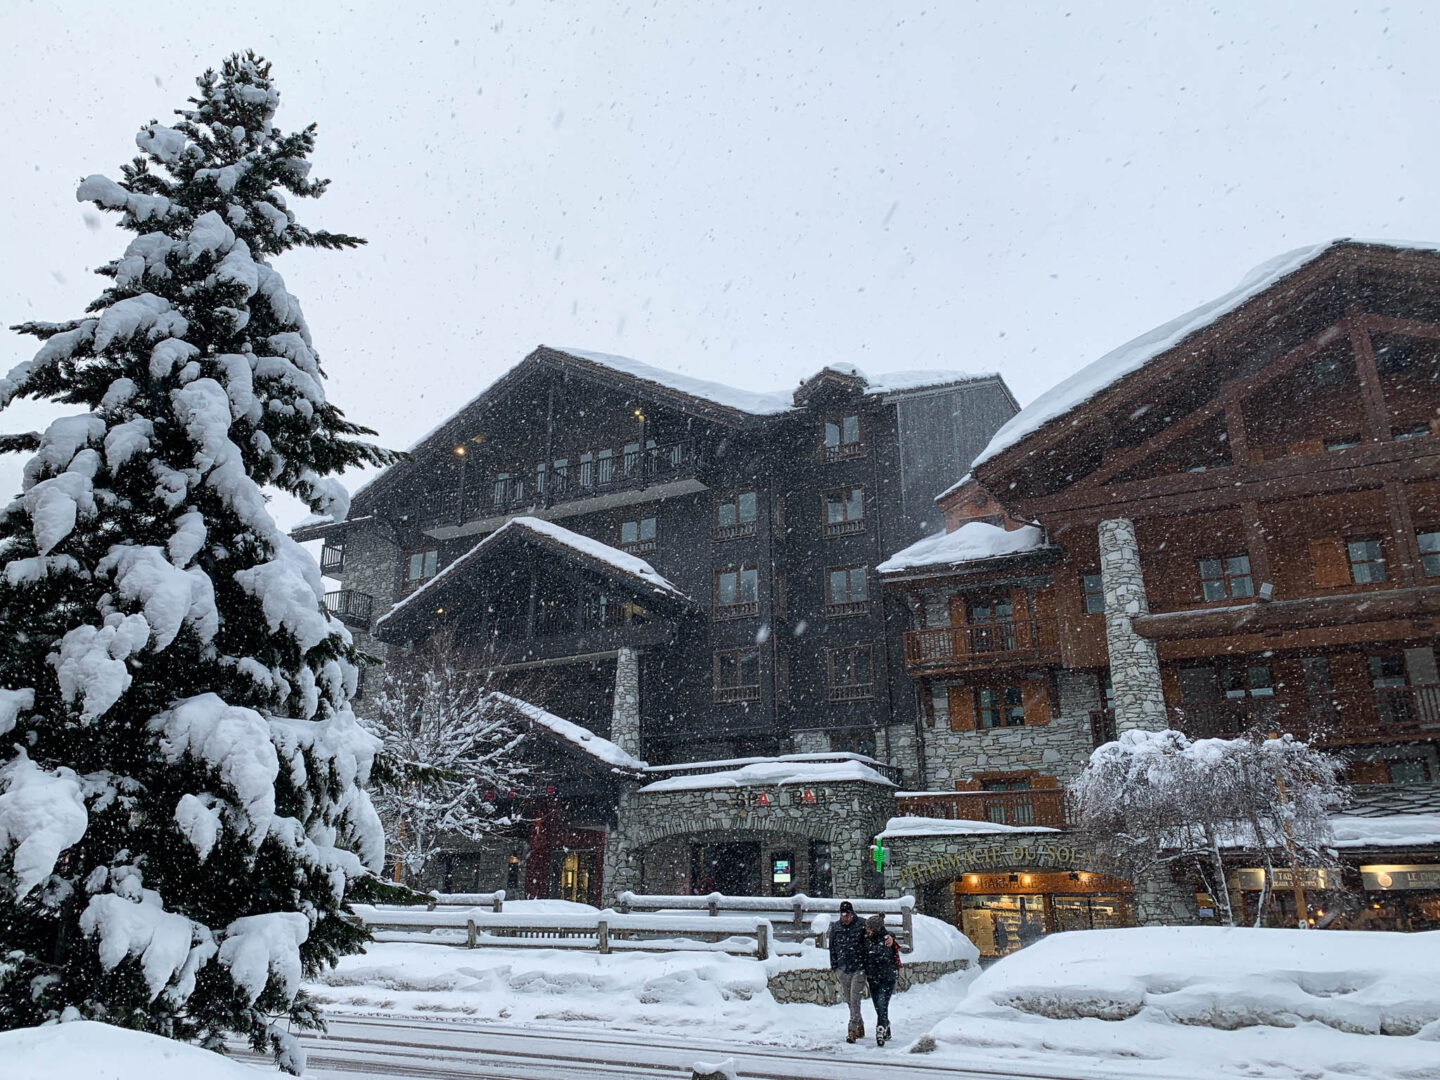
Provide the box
[767,958,970,1005]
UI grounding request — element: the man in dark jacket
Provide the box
[862,914,901,1046]
[828,900,867,1042]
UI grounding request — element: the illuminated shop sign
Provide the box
[1227,867,1334,891]
[1360,864,1440,891]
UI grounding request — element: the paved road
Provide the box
[246,1014,1167,1080]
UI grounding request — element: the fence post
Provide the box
[597,916,610,955]
[618,893,631,915]
[466,918,477,949]
[494,889,504,913]
[427,892,438,912]
[708,895,719,918]
[791,897,804,933]
[902,905,913,952]
[755,920,769,961]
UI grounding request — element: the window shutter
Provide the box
[1309,538,1352,588]
[1021,677,1051,725]
[949,593,967,627]
[948,685,975,732]
[1010,587,1030,649]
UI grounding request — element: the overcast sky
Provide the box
[2,2,1437,529]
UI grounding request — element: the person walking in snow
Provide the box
[828,900,867,1043]
[862,914,902,1046]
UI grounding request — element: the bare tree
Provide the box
[362,628,534,886]
[1071,728,1345,927]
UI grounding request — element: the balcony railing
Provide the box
[902,620,1035,665]
[1089,708,1117,748]
[619,539,657,557]
[713,520,758,541]
[1169,686,1440,744]
[821,441,866,463]
[1170,697,1286,740]
[324,590,374,630]
[1376,685,1440,728]
[320,543,345,575]
[825,600,870,618]
[823,518,866,538]
[715,684,761,704]
[412,440,695,528]
[895,789,1070,829]
[828,682,875,702]
[714,601,759,620]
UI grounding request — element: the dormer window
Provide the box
[821,415,864,461]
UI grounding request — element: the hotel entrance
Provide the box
[955,871,1133,957]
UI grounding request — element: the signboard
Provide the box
[1228,867,1334,891]
[771,857,793,885]
[1361,864,1440,892]
[896,839,1113,888]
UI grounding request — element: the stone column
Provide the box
[611,646,642,759]
[1098,518,1167,733]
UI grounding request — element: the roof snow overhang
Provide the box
[373,516,695,641]
[485,691,648,778]
[972,240,1440,505]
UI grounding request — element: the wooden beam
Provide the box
[1384,479,1424,587]
[1132,584,1440,640]
[1346,307,1392,442]
[1240,498,1273,591]
[1361,313,1440,341]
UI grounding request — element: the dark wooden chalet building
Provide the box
[300,346,1017,896]
[878,240,1440,949]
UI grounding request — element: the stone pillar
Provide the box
[1098,518,1167,733]
[611,646,642,759]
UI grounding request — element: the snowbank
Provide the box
[877,522,1046,573]
[924,927,1440,1080]
[1,1021,268,1080]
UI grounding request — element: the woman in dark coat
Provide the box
[862,914,901,1045]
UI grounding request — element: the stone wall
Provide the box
[767,957,970,1004]
[611,646,642,759]
[603,778,895,902]
[918,669,1101,788]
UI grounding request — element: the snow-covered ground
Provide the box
[2,1020,271,1080]
[922,927,1440,1080]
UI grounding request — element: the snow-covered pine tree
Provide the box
[364,630,532,888]
[0,53,396,1070]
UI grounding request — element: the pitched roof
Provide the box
[485,691,647,774]
[877,522,1049,575]
[972,239,1440,474]
[374,515,692,639]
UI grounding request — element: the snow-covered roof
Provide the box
[638,758,896,793]
[556,348,795,415]
[1330,813,1440,849]
[641,750,893,775]
[485,692,647,773]
[375,516,690,635]
[878,815,1060,840]
[972,239,1440,471]
[877,521,1048,574]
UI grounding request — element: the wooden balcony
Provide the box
[823,518,866,538]
[714,600,760,620]
[715,684,761,704]
[827,682,875,702]
[821,441,867,463]
[895,789,1069,828]
[901,619,1041,668]
[1168,686,1440,744]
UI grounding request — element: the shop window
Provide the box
[618,515,657,555]
[1419,530,1440,577]
[1347,538,1387,583]
[978,686,1025,728]
[821,414,864,461]
[406,549,439,582]
[827,646,874,701]
[1082,573,1105,614]
[715,566,759,618]
[824,487,866,537]
[715,491,758,539]
[825,566,869,616]
[714,648,761,703]
[1198,554,1253,601]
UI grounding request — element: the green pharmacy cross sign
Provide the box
[870,842,887,873]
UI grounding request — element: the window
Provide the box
[715,567,759,618]
[830,729,876,757]
[406,549,438,582]
[824,487,865,537]
[966,593,1017,652]
[1308,354,1348,387]
[1368,654,1407,688]
[828,646,874,700]
[824,566,868,615]
[715,491,758,539]
[596,448,614,486]
[1324,436,1361,452]
[978,686,1026,728]
[1394,423,1431,440]
[1198,554,1253,601]
[714,648,761,702]
[1347,538,1387,583]
[966,594,1012,623]
[1389,759,1431,784]
[618,516,657,555]
[1082,573,1105,614]
[821,414,863,460]
[1419,531,1440,577]
[1221,663,1273,699]
[929,684,950,726]
[492,472,519,506]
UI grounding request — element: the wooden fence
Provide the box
[615,891,914,951]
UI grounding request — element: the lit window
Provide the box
[1347,539,1387,583]
[978,686,1025,728]
[1198,554,1253,600]
[1419,531,1440,577]
[406,550,438,582]
[1082,574,1105,614]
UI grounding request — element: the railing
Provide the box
[619,539,657,557]
[714,684,761,704]
[820,441,866,463]
[713,520,758,541]
[1376,685,1440,728]
[1090,708,1117,748]
[323,589,374,630]
[902,620,1035,665]
[895,789,1070,828]
[1170,697,1286,740]
[320,543,345,575]
[823,518,866,538]
[828,683,874,702]
[714,600,759,620]
[352,905,774,959]
[426,890,505,912]
[412,441,695,528]
[616,891,915,952]
[1167,686,1440,744]
[824,600,870,618]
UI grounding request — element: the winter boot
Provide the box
[845,1021,857,1044]
[876,1024,889,1046]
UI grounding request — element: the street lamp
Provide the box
[454,444,468,524]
